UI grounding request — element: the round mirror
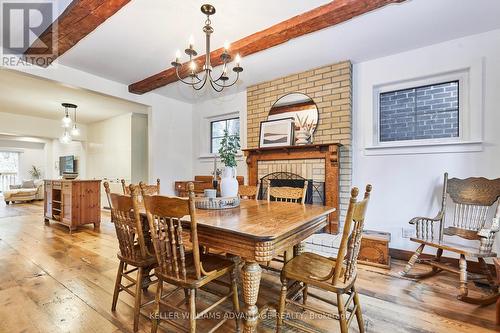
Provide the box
[268,93,319,145]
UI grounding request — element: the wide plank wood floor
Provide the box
[0,200,497,333]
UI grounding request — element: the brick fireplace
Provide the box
[245,61,352,229]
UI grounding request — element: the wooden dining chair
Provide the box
[264,181,309,267]
[121,178,160,196]
[267,181,308,204]
[104,182,157,333]
[238,182,260,199]
[276,185,372,333]
[142,182,240,333]
[400,173,500,304]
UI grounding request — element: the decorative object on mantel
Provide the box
[218,129,240,197]
[195,196,240,210]
[268,92,319,145]
[170,4,243,92]
[259,118,295,148]
[59,103,79,144]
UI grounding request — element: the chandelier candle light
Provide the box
[171,4,243,92]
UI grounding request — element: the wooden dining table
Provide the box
[141,199,335,333]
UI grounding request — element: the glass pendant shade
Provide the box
[62,114,72,128]
[71,124,80,136]
[59,130,72,144]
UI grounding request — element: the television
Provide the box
[59,155,77,175]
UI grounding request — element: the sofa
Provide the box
[3,180,44,204]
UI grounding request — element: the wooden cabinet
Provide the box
[44,180,101,232]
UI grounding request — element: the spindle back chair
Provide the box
[104,182,157,332]
[267,181,308,204]
[121,178,160,196]
[401,173,500,304]
[238,182,260,200]
[276,185,372,333]
[142,183,240,333]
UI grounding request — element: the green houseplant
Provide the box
[218,130,240,197]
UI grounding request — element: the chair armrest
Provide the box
[408,215,442,225]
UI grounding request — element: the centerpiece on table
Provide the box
[218,129,240,197]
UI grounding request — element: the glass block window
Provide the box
[211,117,240,153]
[379,81,459,142]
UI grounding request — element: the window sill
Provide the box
[198,153,245,160]
[364,140,482,156]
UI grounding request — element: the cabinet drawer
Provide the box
[52,181,62,189]
[63,182,72,190]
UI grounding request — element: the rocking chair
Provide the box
[401,173,500,304]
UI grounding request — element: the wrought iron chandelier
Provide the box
[171,4,243,92]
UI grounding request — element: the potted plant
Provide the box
[218,129,240,197]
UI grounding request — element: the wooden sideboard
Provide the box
[175,175,244,197]
[44,180,101,232]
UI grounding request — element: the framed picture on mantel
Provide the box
[259,118,295,148]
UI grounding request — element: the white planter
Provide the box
[296,129,309,145]
[220,166,239,197]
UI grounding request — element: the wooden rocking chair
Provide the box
[401,173,500,304]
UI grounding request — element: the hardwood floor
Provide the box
[0,200,497,333]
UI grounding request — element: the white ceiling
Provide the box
[49,0,500,102]
[59,0,329,84]
[0,69,148,123]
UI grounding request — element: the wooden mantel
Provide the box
[243,143,342,233]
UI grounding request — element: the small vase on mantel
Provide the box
[295,129,309,145]
[220,166,238,197]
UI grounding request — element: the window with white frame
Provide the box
[210,117,240,153]
[379,81,459,142]
[372,69,475,150]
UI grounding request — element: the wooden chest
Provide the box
[359,230,391,269]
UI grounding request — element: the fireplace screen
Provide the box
[258,172,325,205]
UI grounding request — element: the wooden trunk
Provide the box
[359,230,391,269]
[44,180,101,232]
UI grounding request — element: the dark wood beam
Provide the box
[24,0,131,66]
[129,0,406,95]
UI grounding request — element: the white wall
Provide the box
[131,113,148,183]
[352,29,500,253]
[149,94,193,195]
[86,113,132,181]
[191,91,247,181]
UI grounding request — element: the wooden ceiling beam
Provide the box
[24,0,131,67]
[128,0,406,95]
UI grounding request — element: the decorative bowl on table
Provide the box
[194,196,240,210]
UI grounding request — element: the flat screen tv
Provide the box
[59,155,77,175]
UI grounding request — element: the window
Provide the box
[379,81,459,142]
[0,151,19,192]
[210,117,240,153]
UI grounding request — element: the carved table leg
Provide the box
[241,261,262,333]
